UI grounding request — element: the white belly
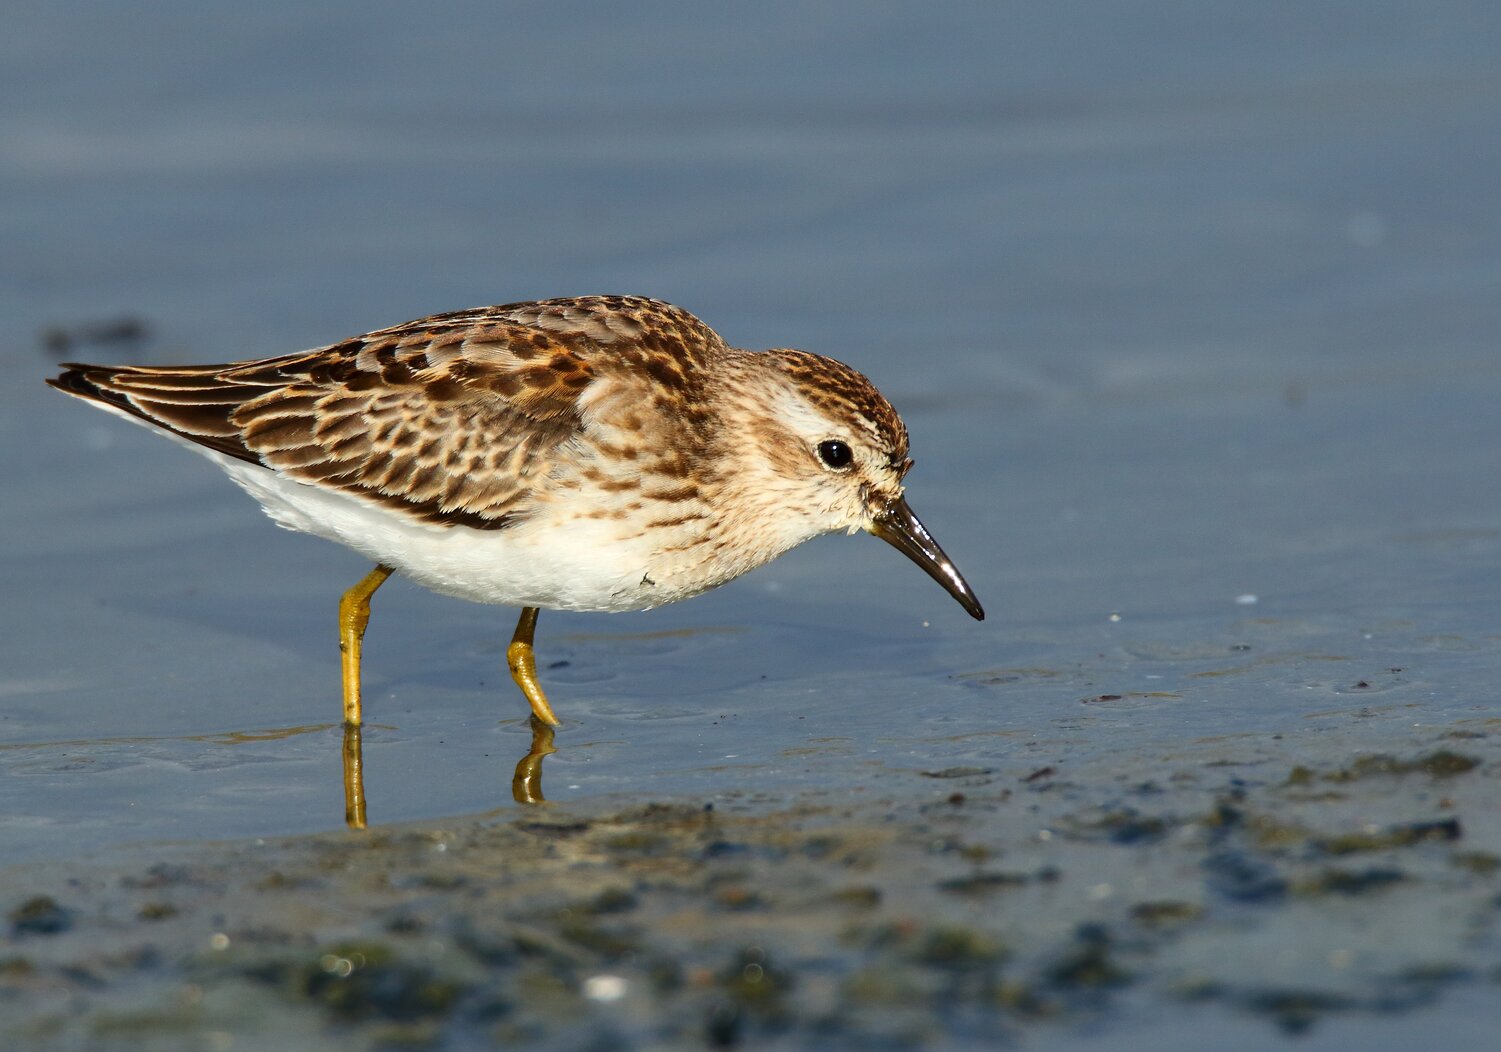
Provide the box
[84,399,748,614]
[216,455,671,611]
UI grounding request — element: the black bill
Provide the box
[869,497,985,621]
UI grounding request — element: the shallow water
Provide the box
[4,2,1501,1047]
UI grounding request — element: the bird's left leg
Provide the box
[339,564,393,726]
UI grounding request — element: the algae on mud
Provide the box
[3,725,1499,1050]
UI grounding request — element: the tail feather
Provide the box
[48,363,262,463]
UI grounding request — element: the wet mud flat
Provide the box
[3,726,1499,1050]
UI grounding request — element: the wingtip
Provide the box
[46,366,96,398]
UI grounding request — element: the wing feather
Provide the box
[47,296,724,530]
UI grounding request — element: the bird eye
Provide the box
[816,440,853,469]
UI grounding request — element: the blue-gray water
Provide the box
[3,3,1501,1048]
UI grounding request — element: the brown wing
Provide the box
[47,296,725,530]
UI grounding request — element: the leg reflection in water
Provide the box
[341,716,558,830]
[343,723,368,829]
[510,716,557,805]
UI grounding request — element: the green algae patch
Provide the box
[1130,901,1204,928]
[1292,750,1481,786]
[1317,819,1462,856]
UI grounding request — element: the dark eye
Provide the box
[816,440,853,469]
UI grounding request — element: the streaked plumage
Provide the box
[49,295,982,727]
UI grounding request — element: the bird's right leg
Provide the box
[507,606,561,726]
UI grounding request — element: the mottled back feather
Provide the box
[47,296,727,530]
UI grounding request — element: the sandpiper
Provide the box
[49,296,983,726]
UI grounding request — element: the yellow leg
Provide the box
[339,564,393,727]
[507,606,561,726]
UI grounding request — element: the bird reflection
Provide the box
[341,716,557,830]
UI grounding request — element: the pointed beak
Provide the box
[869,496,985,621]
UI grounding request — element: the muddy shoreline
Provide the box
[4,722,1497,1049]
